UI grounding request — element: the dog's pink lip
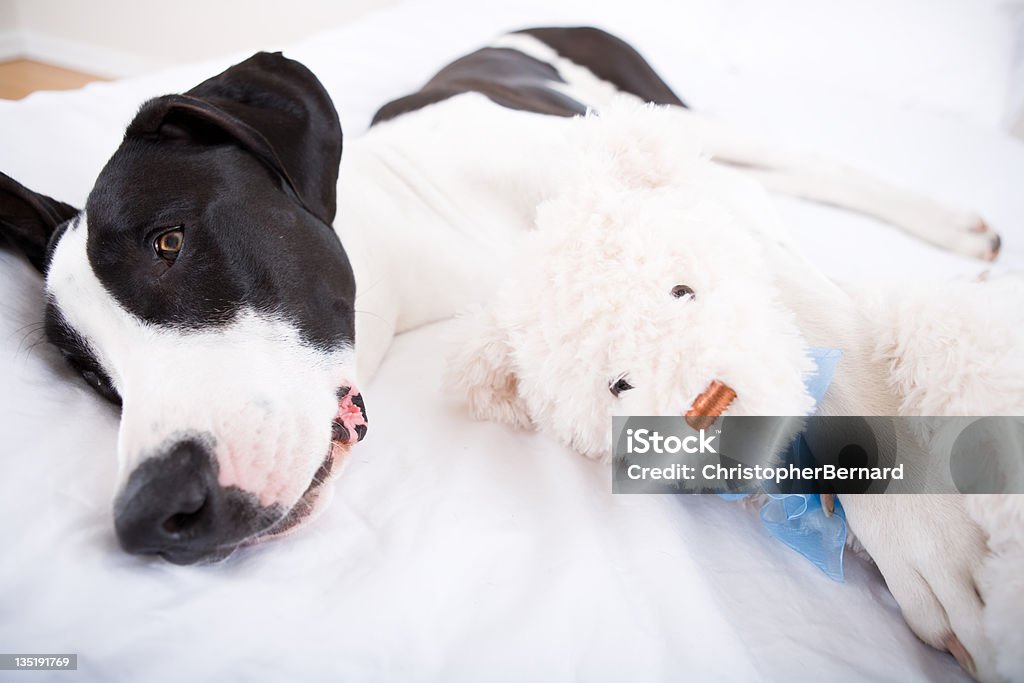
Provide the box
[251,448,338,542]
[243,387,367,547]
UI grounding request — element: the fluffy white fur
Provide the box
[445,102,1024,682]
[449,127,815,458]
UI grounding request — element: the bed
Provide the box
[2,0,1022,680]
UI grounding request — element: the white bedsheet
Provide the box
[2,1,1022,680]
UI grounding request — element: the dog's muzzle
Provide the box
[246,384,370,544]
[113,438,276,565]
[114,385,370,563]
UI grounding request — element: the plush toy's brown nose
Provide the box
[685,380,737,430]
[113,440,260,564]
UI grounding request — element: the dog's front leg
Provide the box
[839,493,1002,681]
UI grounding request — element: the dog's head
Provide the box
[448,145,816,459]
[0,53,366,564]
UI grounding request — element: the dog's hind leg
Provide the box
[736,163,1000,261]
[674,109,1001,261]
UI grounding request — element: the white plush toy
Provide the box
[447,102,1024,683]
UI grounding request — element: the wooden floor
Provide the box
[0,59,106,100]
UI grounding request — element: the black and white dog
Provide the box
[2,54,367,565]
[0,27,1005,677]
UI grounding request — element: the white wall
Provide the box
[0,2,16,30]
[0,0,398,76]
[0,1,18,56]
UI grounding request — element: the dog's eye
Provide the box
[65,355,122,406]
[81,369,109,393]
[155,227,184,262]
[671,284,695,299]
[609,377,634,397]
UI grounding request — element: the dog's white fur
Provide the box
[968,495,1024,679]
[434,101,1023,682]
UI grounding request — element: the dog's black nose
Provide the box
[114,440,258,564]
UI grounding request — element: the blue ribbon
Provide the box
[718,347,847,581]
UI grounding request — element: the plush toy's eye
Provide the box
[671,284,695,299]
[609,377,634,397]
[155,227,184,262]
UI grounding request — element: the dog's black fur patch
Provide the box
[515,27,686,108]
[44,299,121,405]
[0,173,79,273]
[84,52,354,349]
[372,47,587,125]
[371,26,685,126]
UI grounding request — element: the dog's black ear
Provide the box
[126,52,342,225]
[0,172,79,274]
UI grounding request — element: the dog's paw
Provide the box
[908,208,1001,261]
[946,213,1001,262]
[841,494,1004,682]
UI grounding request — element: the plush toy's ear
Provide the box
[125,52,342,225]
[0,172,79,274]
[447,305,534,431]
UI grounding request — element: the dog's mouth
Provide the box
[246,385,368,546]
[254,444,342,541]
